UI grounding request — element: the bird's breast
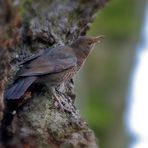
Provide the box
[77,59,85,71]
[39,66,77,87]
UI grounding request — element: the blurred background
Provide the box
[75,0,147,148]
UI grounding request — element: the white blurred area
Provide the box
[127,4,148,148]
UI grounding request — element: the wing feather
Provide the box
[17,46,77,77]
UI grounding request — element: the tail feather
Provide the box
[5,76,37,100]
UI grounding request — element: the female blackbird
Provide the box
[5,36,103,102]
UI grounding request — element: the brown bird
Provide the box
[5,36,103,103]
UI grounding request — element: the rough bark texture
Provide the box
[0,48,10,121]
[0,0,12,121]
[0,0,108,147]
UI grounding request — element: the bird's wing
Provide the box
[19,49,45,65]
[17,46,77,77]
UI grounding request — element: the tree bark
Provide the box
[0,0,108,147]
[0,0,13,121]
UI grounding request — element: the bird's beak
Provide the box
[92,35,104,43]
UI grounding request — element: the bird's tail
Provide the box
[5,76,37,100]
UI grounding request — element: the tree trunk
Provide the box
[0,0,108,147]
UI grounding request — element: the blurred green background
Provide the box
[75,0,146,148]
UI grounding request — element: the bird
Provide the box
[5,36,103,108]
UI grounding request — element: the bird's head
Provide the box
[71,35,104,58]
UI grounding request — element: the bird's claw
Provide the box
[53,95,71,113]
[54,97,65,112]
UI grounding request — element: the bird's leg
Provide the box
[48,87,71,112]
[48,87,65,112]
[55,83,65,96]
